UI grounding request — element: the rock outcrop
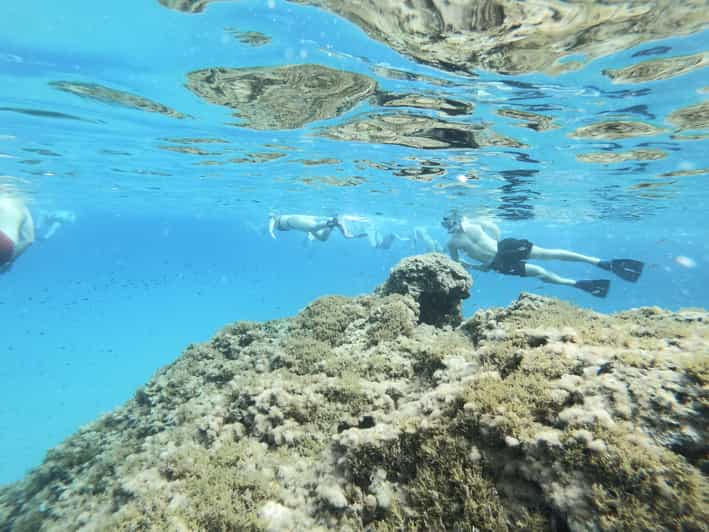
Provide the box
[378,252,471,327]
[1,256,707,531]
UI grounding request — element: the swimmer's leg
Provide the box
[378,233,397,249]
[311,227,333,241]
[529,245,601,265]
[334,216,367,239]
[525,263,609,298]
[523,263,577,286]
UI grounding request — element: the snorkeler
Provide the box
[0,195,35,273]
[368,230,410,250]
[37,209,76,240]
[268,214,367,241]
[413,226,443,253]
[442,211,644,298]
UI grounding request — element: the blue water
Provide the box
[1,0,708,484]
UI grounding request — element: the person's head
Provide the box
[441,210,462,233]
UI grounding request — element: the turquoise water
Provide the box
[0,0,707,484]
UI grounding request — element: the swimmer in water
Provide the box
[0,195,35,273]
[268,214,367,241]
[413,226,442,253]
[442,210,644,298]
[37,209,76,240]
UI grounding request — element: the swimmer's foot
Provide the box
[575,279,610,298]
[342,232,368,239]
[333,215,367,239]
[597,259,644,282]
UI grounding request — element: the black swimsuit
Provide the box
[490,238,533,276]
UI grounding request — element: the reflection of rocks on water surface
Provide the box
[667,101,709,131]
[160,0,709,75]
[224,28,271,46]
[320,112,525,150]
[604,53,709,84]
[186,63,473,130]
[569,120,664,140]
[158,0,218,12]
[375,93,473,116]
[576,149,667,164]
[50,81,189,119]
[186,64,377,130]
[496,108,558,131]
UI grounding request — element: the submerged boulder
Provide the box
[378,252,472,328]
[1,279,707,531]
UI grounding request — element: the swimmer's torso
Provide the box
[450,221,498,264]
[0,197,28,244]
[277,215,324,232]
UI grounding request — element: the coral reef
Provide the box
[377,252,471,328]
[1,255,707,531]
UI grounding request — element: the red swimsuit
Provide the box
[0,230,15,265]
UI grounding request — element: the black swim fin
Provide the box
[575,279,610,298]
[597,259,644,282]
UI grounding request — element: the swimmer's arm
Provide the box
[268,216,277,239]
[448,243,488,270]
[478,220,500,241]
[448,243,471,267]
[15,212,35,256]
[448,242,459,262]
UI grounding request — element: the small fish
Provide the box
[674,256,697,268]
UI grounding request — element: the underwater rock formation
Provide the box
[158,0,709,75]
[1,255,707,531]
[377,253,471,328]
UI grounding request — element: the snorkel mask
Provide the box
[441,210,462,232]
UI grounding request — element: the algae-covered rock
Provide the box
[378,252,471,328]
[1,273,707,531]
